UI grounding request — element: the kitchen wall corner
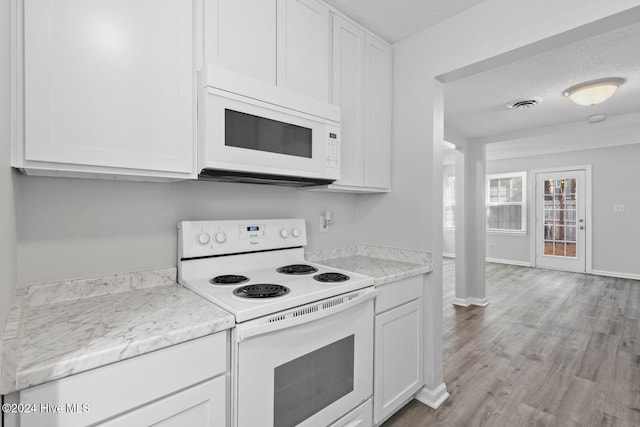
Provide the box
[1,0,19,378]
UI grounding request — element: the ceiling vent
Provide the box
[507,97,543,110]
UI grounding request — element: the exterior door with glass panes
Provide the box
[535,170,586,272]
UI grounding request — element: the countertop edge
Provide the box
[1,272,235,395]
[12,317,234,392]
[374,265,432,286]
[306,245,433,285]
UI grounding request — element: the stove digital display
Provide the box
[239,224,266,239]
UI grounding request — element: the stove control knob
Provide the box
[196,232,210,245]
[214,231,227,244]
[291,227,301,238]
[280,229,289,239]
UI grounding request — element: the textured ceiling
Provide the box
[323,0,485,43]
[444,22,640,141]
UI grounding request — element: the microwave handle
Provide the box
[235,287,377,342]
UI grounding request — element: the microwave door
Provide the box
[202,90,334,180]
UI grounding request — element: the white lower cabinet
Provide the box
[373,276,424,425]
[98,376,226,427]
[13,332,229,427]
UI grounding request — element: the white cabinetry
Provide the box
[276,0,330,101]
[13,332,229,427]
[325,14,392,193]
[203,0,330,102]
[98,377,226,426]
[374,276,424,425]
[329,15,365,187]
[363,35,392,190]
[13,0,196,180]
[204,0,277,84]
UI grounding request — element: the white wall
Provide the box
[358,0,640,252]
[487,143,640,276]
[16,176,357,284]
[442,142,640,277]
[1,0,18,376]
[357,0,640,400]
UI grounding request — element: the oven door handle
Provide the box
[235,287,377,342]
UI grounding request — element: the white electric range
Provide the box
[178,219,376,427]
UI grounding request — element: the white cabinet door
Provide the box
[374,299,423,424]
[319,23,392,194]
[18,332,228,427]
[204,0,277,84]
[363,34,392,190]
[331,14,365,187]
[276,0,330,101]
[22,0,194,177]
[98,376,226,427]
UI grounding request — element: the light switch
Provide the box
[614,204,625,213]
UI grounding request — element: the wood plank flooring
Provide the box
[382,260,640,427]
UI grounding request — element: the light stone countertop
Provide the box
[305,245,432,286]
[1,268,234,394]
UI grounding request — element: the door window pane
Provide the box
[541,176,578,259]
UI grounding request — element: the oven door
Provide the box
[233,288,375,427]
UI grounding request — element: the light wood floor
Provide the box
[382,259,640,427]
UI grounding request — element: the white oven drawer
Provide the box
[329,399,372,427]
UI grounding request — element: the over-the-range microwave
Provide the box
[197,66,341,187]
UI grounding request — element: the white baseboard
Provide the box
[441,254,530,267]
[486,257,531,267]
[415,383,449,409]
[591,269,640,281]
[452,297,489,307]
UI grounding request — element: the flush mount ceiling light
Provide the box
[563,78,625,106]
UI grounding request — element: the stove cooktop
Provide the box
[180,252,373,322]
[177,219,374,322]
[276,264,318,275]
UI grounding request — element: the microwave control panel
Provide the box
[325,127,341,170]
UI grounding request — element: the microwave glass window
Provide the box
[273,335,354,427]
[225,110,312,158]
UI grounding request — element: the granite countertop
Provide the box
[1,269,234,394]
[305,245,432,286]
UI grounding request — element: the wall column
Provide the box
[452,141,488,306]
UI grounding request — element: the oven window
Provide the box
[273,335,354,427]
[225,109,312,158]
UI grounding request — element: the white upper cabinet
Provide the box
[330,15,365,187]
[363,34,392,190]
[276,0,330,102]
[203,0,330,102]
[324,14,392,193]
[16,0,196,180]
[204,0,277,84]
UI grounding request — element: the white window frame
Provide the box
[486,171,527,235]
[443,176,455,230]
